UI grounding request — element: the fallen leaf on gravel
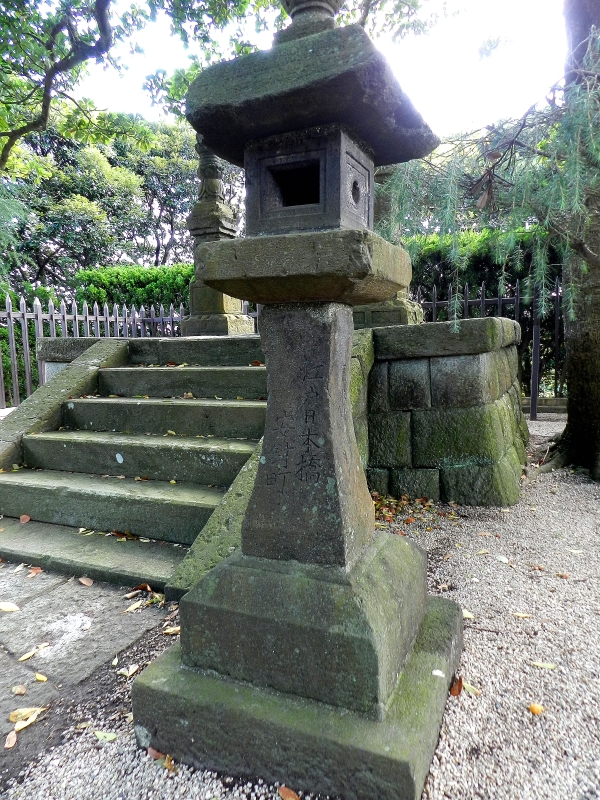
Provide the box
[75,722,91,729]
[4,731,16,749]
[13,563,25,573]
[444,553,452,561]
[111,656,118,666]
[11,686,26,696]
[19,515,30,523]
[163,626,180,635]
[35,673,47,682]
[18,642,49,661]
[134,584,153,592]
[123,599,144,613]
[528,703,545,715]
[450,676,463,696]
[148,746,165,760]
[478,532,492,537]
[27,567,43,578]
[432,669,446,678]
[404,517,415,524]
[117,664,139,678]
[568,549,583,554]
[169,479,176,484]
[476,549,489,555]
[124,589,141,600]
[79,577,93,587]
[462,610,475,620]
[556,573,569,579]
[496,555,509,564]
[463,682,482,697]
[278,787,300,800]
[0,602,20,612]
[531,565,545,571]
[163,754,176,772]
[512,612,531,619]
[531,662,556,670]
[94,731,117,742]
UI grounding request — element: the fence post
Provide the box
[530,285,541,421]
[83,301,90,337]
[93,302,100,337]
[59,299,68,337]
[6,295,20,406]
[113,305,120,337]
[34,297,45,386]
[48,299,57,338]
[72,300,80,338]
[480,282,485,318]
[19,296,33,397]
[432,284,437,322]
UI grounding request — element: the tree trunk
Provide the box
[556,188,600,476]
[546,1,600,476]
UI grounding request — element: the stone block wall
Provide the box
[349,328,374,469]
[366,317,529,506]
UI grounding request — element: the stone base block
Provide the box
[366,467,389,496]
[180,313,255,336]
[440,447,522,506]
[132,596,462,800]
[391,468,440,502]
[180,535,427,717]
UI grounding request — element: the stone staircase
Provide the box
[0,336,267,586]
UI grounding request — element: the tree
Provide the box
[381,5,600,477]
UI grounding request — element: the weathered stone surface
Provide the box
[353,297,423,329]
[353,414,369,469]
[196,229,411,305]
[0,439,20,471]
[129,335,263,366]
[182,284,255,336]
[180,312,256,336]
[508,381,530,446]
[506,344,519,384]
[242,304,374,567]
[390,469,440,502]
[245,125,374,236]
[411,404,505,468]
[180,535,427,716]
[1,340,129,464]
[366,467,389,496]
[0,515,185,589]
[165,442,262,600]
[430,352,500,408]
[389,359,431,410]
[351,328,375,378]
[440,446,522,506]
[132,596,462,800]
[368,362,389,413]
[368,412,411,468]
[500,317,521,347]
[374,317,506,360]
[350,357,367,417]
[36,338,96,362]
[186,24,439,168]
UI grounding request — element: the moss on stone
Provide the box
[368,412,411,468]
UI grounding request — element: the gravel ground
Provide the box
[4,414,600,800]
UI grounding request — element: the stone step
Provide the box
[0,516,186,589]
[23,431,257,486]
[98,366,267,400]
[62,397,266,439]
[0,470,225,545]
[127,335,264,366]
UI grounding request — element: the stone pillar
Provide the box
[181,138,255,336]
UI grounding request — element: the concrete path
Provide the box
[0,563,169,787]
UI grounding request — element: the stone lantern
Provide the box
[133,3,462,797]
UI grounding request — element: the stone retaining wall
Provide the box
[366,317,529,506]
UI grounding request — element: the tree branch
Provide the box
[0,0,113,171]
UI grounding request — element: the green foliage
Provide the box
[73,263,194,309]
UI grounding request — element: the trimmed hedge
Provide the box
[74,264,194,310]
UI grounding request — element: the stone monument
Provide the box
[181,136,255,335]
[132,3,462,797]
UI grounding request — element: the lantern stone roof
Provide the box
[186,23,439,168]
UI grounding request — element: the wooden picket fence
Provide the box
[0,296,186,409]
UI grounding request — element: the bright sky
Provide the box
[76,0,568,138]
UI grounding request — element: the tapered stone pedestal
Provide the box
[181,284,255,336]
[132,304,462,798]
